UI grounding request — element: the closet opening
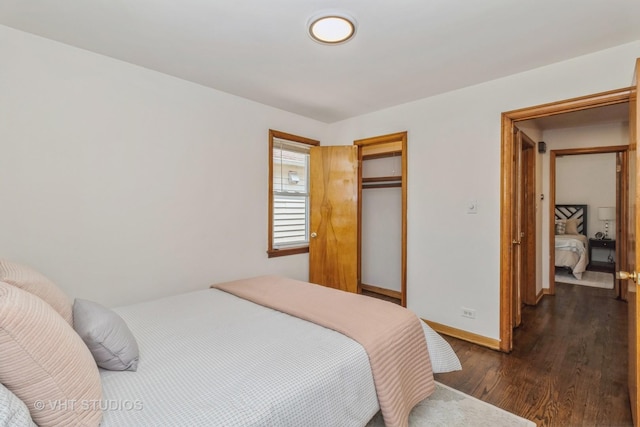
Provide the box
[354,132,407,306]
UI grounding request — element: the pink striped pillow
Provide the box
[0,282,103,427]
[0,259,72,325]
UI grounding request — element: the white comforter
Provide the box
[99,287,460,426]
[100,289,380,426]
[555,234,589,279]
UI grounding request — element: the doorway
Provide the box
[500,87,632,352]
[549,147,627,298]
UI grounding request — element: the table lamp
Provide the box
[598,206,615,239]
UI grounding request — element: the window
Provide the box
[268,130,319,257]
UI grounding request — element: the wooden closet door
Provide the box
[308,146,358,293]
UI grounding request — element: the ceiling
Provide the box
[2,0,640,123]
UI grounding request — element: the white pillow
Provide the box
[0,382,36,427]
[73,298,140,371]
[420,321,462,373]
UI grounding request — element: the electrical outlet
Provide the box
[467,200,478,214]
[461,307,476,319]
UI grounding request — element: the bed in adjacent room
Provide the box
[554,204,589,279]
[0,260,461,427]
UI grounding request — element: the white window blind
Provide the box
[273,138,310,248]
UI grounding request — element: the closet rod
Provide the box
[362,182,402,189]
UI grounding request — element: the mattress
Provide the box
[99,289,379,426]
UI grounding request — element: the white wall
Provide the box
[361,156,403,291]
[361,188,402,291]
[2,22,639,342]
[556,153,617,238]
[326,41,640,341]
[0,25,327,307]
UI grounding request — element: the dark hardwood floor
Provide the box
[361,289,401,304]
[435,282,631,427]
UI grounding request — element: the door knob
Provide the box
[616,270,638,282]
[310,232,317,238]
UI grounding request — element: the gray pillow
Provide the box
[0,382,37,427]
[73,298,140,371]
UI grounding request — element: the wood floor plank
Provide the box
[435,282,632,427]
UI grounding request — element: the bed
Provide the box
[0,260,461,427]
[554,204,589,279]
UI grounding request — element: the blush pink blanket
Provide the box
[212,275,435,427]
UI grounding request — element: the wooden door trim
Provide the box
[355,131,408,306]
[505,87,633,120]
[553,145,630,156]
[500,87,631,352]
[618,151,629,301]
[628,59,639,426]
[521,132,537,306]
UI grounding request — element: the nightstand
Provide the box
[588,238,616,273]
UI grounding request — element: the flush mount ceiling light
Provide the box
[308,13,357,45]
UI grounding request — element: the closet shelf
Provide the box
[362,175,402,189]
[362,175,402,183]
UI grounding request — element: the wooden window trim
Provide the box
[267,245,310,258]
[267,129,319,258]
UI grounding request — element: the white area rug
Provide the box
[366,381,535,427]
[554,270,614,289]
